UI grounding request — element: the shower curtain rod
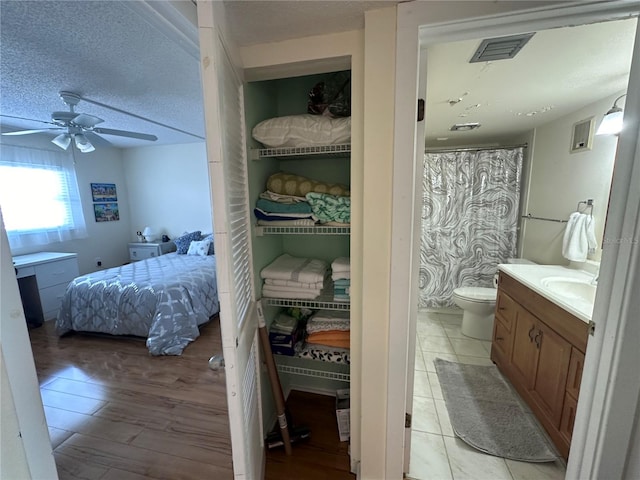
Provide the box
[425,143,528,154]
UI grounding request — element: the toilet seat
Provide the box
[453,287,497,303]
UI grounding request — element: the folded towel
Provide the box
[260,190,307,204]
[333,278,350,287]
[262,284,324,295]
[257,219,316,226]
[306,330,350,349]
[262,286,322,300]
[256,198,312,214]
[254,208,314,222]
[331,257,350,273]
[260,254,329,284]
[306,311,350,334]
[306,192,351,223]
[265,278,325,289]
[562,212,598,262]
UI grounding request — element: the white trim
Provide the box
[391,1,640,478]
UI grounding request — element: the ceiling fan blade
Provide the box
[84,131,112,147]
[0,114,57,126]
[2,128,64,135]
[72,113,104,128]
[93,127,157,141]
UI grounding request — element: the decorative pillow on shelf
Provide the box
[200,233,215,255]
[187,240,212,257]
[174,230,202,254]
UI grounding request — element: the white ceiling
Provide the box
[0,1,636,151]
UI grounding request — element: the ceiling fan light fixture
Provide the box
[52,133,71,150]
[74,133,95,153]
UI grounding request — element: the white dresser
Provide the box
[13,252,79,323]
[128,241,176,262]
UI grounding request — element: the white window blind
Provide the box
[0,144,87,250]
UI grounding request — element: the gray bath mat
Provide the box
[434,358,558,462]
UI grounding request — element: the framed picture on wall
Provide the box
[94,203,120,222]
[91,183,117,202]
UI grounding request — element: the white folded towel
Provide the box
[260,253,328,284]
[562,212,598,262]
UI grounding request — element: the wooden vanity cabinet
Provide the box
[491,271,589,459]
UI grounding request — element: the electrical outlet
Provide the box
[95,257,102,267]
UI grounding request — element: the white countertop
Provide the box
[13,251,77,268]
[498,264,596,323]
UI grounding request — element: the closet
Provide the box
[245,70,352,438]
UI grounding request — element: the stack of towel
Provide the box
[261,254,329,299]
[562,212,597,262]
[305,309,350,349]
[254,191,316,226]
[331,257,350,303]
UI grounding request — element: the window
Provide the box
[0,144,87,250]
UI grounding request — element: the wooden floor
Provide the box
[29,319,233,480]
[265,390,356,480]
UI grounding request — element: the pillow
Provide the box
[174,230,202,254]
[200,233,215,255]
[267,172,350,197]
[252,114,351,148]
[187,240,212,257]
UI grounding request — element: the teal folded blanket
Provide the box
[256,198,312,214]
[306,192,350,223]
[334,279,350,287]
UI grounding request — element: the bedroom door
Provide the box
[198,3,264,479]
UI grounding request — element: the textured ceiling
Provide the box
[0,1,636,151]
[425,18,637,147]
[0,1,205,149]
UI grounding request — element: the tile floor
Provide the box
[408,310,567,480]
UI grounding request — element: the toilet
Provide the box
[453,258,535,340]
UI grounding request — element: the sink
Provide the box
[541,277,597,304]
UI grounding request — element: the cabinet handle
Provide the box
[528,326,536,342]
[496,336,504,341]
[534,331,542,349]
[498,306,506,310]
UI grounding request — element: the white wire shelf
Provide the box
[256,225,350,236]
[276,363,350,382]
[250,143,351,160]
[262,290,350,311]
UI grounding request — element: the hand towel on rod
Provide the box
[562,212,597,262]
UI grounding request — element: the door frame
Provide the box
[390,1,640,478]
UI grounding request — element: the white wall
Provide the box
[521,94,621,265]
[122,142,212,240]
[2,135,132,273]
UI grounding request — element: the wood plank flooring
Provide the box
[265,390,356,480]
[29,319,233,480]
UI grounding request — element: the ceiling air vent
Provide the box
[450,122,481,132]
[470,33,535,63]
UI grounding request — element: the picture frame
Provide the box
[94,203,120,222]
[91,182,117,202]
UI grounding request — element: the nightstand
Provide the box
[128,242,176,262]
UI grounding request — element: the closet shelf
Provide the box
[250,143,351,160]
[275,355,350,382]
[262,291,350,311]
[276,363,350,382]
[256,225,350,236]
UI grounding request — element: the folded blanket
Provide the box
[260,190,307,204]
[295,342,350,364]
[307,310,351,334]
[265,278,325,289]
[262,286,322,300]
[306,192,351,223]
[311,309,350,322]
[262,283,324,295]
[257,219,316,226]
[256,198,312,214]
[254,208,314,222]
[260,254,328,284]
[307,330,350,349]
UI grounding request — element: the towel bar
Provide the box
[521,214,568,223]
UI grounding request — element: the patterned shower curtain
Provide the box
[419,147,523,309]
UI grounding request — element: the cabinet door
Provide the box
[566,347,585,399]
[491,315,514,366]
[510,307,538,389]
[530,320,572,427]
[559,392,578,444]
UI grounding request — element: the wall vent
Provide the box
[450,122,481,132]
[470,33,535,63]
[571,117,595,153]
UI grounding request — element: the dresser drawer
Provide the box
[495,289,518,332]
[129,246,159,261]
[39,283,69,320]
[15,265,35,279]
[35,258,79,288]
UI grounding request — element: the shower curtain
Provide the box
[419,147,523,309]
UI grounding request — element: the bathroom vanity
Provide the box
[491,265,592,459]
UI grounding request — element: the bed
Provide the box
[56,252,219,355]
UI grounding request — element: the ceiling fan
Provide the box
[1,91,158,153]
